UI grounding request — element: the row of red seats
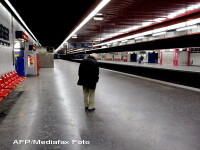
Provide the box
[0,70,25,102]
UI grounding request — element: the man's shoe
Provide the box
[88,108,95,112]
[85,107,88,110]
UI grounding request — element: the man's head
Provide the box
[89,53,98,59]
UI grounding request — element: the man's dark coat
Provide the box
[77,56,99,89]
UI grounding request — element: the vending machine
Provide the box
[14,36,38,76]
[24,50,37,76]
[14,31,28,76]
[15,49,25,76]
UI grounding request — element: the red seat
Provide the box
[0,97,3,102]
[0,78,15,89]
[11,72,24,82]
[0,92,8,97]
[1,75,18,88]
[5,73,20,85]
[7,72,22,83]
[0,87,12,93]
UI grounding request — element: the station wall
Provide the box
[0,3,39,75]
[0,3,14,75]
[191,53,200,66]
[178,51,188,66]
[162,51,173,66]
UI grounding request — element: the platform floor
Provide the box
[98,60,200,73]
[0,59,200,150]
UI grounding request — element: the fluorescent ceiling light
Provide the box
[154,18,166,22]
[122,40,128,42]
[99,3,200,42]
[121,26,140,33]
[177,9,186,14]
[72,34,77,38]
[94,20,189,46]
[142,22,154,27]
[167,22,186,30]
[152,32,166,36]
[168,3,200,19]
[103,26,140,41]
[152,27,168,33]
[94,17,104,20]
[167,9,186,18]
[187,5,195,11]
[96,13,103,15]
[4,0,40,45]
[176,25,198,31]
[186,18,200,26]
[135,36,144,40]
[56,0,110,52]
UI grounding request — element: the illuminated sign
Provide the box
[0,24,10,47]
[28,55,35,67]
[69,43,93,49]
[29,45,36,51]
[16,31,28,41]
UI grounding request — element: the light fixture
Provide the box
[187,18,200,26]
[94,3,200,42]
[122,40,128,43]
[72,34,77,38]
[152,27,168,33]
[187,5,195,11]
[142,22,154,27]
[4,0,40,45]
[152,32,166,36]
[94,17,104,20]
[55,0,111,52]
[96,13,103,16]
[74,2,200,49]
[167,9,186,19]
[135,37,144,40]
[154,18,166,22]
[176,25,198,31]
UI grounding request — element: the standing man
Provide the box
[77,53,99,112]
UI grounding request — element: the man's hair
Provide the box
[90,53,98,58]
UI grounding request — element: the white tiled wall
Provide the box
[190,53,200,66]
[162,51,173,66]
[0,3,14,75]
[178,51,188,66]
[113,52,121,59]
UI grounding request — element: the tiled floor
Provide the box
[0,59,200,150]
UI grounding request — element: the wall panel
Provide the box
[0,3,14,75]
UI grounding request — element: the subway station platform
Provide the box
[72,59,200,88]
[0,59,200,150]
[98,60,200,73]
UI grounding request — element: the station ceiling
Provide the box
[4,0,200,50]
[6,0,95,48]
[67,0,200,45]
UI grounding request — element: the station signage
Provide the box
[191,48,200,53]
[68,43,93,49]
[0,24,10,47]
[29,45,36,51]
[16,31,28,42]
